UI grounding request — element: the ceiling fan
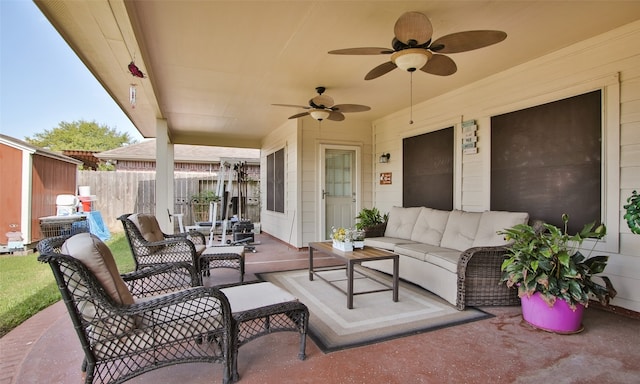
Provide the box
[272,87,371,121]
[328,11,507,80]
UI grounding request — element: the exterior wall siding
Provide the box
[372,20,640,312]
[260,117,374,248]
[260,119,299,246]
[300,118,373,246]
[0,144,23,243]
[31,154,78,241]
[116,160,260,179]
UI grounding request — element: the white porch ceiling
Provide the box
[35,1,640,148]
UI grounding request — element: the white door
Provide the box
[321,145,360,239]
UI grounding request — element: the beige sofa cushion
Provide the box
[472,211,529,247]
[128,213,165,243]
[364,237,416,251]
[425,249,463,274]
[384,206,423,240]
[62,233,136,340]
[410,207,450,246]
[439,210,482,252]
[394,242,447,262]
[62,233,134,306]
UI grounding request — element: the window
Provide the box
[403,127,454,210]
[325,150,353,198]
[266,148,285,213]
[490,90,602,234]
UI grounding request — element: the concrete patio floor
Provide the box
[2,233,639,384]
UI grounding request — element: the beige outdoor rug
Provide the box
[259,267,491,353]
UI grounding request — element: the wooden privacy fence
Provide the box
[78,171,260,233]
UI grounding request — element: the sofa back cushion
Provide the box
[440,210,483,251]
[128,213,164,243]
[384,206,423,240]
[62,233,137,341]
[410,208,450,246]
[62,232,134,306]
[472,211,529,247]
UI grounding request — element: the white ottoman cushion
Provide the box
[221,282,297,313]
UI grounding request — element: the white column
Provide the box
[155,119,175,233]
[22,150,33,243]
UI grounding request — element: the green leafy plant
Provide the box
[623,190,640,234]
[354,207,388,231]
[189,190,219,204]
[499,214,616,310]
[351,230,365,241]
[190,190,220,222]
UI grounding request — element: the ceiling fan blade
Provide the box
[332,104,371,113]
[288,112,310,119]
[430,30,507,54]
[394,12,433,46]
[420,54,457,76]
[327,111,345,121]
[311,94,334,108]
[272,103,309,109]
[365,61,397,80]
[328,47,394,55]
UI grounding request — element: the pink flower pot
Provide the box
[520,292,584,333]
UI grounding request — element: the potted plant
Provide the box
[351,229,365,249]
[623,190,640,234]
[355,207,389,238]
[189,190,220,223]
[499,214,617,333]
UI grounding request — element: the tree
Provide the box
[25,120,135,152]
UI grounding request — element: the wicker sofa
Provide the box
[363,206,529,310]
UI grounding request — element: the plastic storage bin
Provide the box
[39,215,89,239]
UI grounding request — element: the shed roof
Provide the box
[0,134,83,165]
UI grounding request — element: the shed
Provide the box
[0,134,82,247]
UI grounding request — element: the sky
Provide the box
[0,0,143,142]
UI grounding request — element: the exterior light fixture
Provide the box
[309,109,331,121]
[391,49,432,72]
[379,153,391,163]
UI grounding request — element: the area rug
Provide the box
[258,267,492,353]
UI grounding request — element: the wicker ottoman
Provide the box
[200,246,245,282]
[221,282,309,381]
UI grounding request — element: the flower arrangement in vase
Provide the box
[331,227,354,252]
[352,229,365,249]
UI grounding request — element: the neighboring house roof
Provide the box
[0,134,83,165]
[96,139,260,164]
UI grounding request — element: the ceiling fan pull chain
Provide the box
[409,72,414,124]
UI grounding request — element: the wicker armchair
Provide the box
[37,233,233,384]
[119,213,247,284]
[39,233,200,299]
[456,246,520,310]
[118,213,206,279]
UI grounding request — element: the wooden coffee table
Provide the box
[308,241,399,309]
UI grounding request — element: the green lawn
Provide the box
[0,233,134,337]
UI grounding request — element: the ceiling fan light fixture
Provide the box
[309,109,331,121]
[391,49,432,72]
